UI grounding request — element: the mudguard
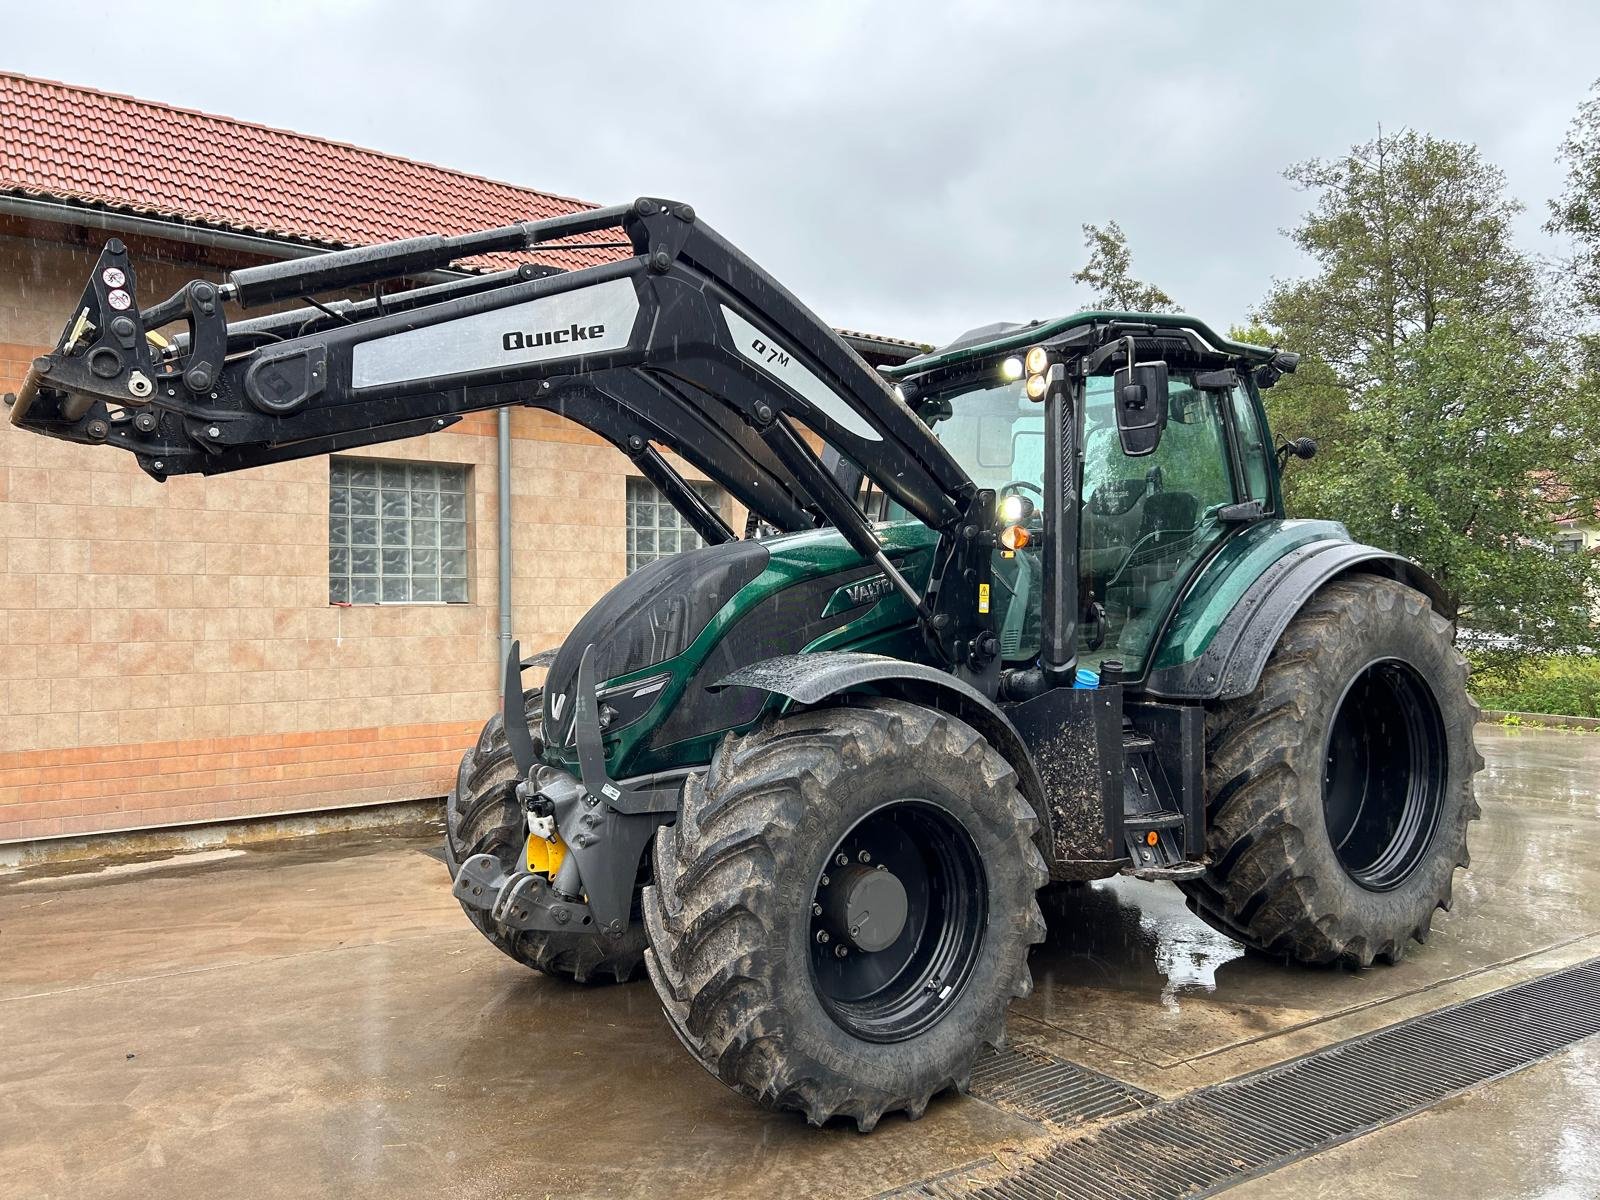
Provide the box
[713,651,1049,825]
[1142,540,1452,702]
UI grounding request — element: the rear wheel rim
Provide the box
[808,800,986,1043]
[1322,658,1448,891]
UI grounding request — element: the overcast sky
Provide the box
[7,0,1600,344]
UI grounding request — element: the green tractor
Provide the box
[10,198,1481,1130]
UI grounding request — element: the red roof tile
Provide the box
[0,72,617,272]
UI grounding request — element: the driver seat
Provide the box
[1137,491,1200,547]
[1104,490,1200,619]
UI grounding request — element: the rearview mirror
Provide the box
[1113,360,1169,457]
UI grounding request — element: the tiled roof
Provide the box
[0,72,616,272]
[0,73,928,348]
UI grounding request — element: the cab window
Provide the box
[1079,374,1238,676]
[1228,386,1273,502]
[914,381,1046,664]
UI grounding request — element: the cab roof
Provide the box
[881,311,1280,380]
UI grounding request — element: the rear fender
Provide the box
[713,651,1049,835]
[1143,541,1452,702]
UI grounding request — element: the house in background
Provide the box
[0,73,921,846]
[1553,511,1600,557]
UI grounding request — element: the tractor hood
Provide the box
[540,522,938,776]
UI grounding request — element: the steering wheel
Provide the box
[1000,480,1043,500]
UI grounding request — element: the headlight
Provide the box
[1000,356,1024,381]
[1025,346,1050,376]
[999,494,1030,524]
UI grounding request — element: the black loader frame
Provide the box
[10,199,1004,679]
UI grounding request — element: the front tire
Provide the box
[1180,575,1483,966]
[444,687,648,983]
[642,698,1047,1131]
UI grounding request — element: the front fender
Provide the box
[714,651,1048,824]
[1144,534,1452,702]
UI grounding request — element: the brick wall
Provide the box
[0,229,716,843]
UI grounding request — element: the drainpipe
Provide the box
[497,406,514,668]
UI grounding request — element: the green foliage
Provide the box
[1317,316,1596,657]
[1470,654,1600,718]
[1247,128,1600,665]
[1549,78,1600,318]
[1261,129,1539,389]
[1073,221,1177,313]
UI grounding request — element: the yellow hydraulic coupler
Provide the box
[526,832,568,877]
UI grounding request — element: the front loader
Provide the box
[9,198,1483,1130]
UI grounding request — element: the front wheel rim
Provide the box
[808,800,987,1043]
[1322,658,1449,891]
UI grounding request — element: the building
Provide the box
[0,73,922,847]
[1554,512,1600,557]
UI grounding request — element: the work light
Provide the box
[999,494,1033,524]
[1001,356,1024,381]
[1024,346,1049,376]
[1025,373,1048,400]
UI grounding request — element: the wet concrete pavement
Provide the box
[1,724,1597,1199]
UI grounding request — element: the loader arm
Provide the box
[6,197,998,679]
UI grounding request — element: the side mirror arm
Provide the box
[1274,436,1318,469]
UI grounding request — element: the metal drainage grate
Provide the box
[969,1043,1156,1126]
[938,958,1600,1200]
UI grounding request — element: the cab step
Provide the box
[1124,810,1185,830]
[1123,860,1208,882]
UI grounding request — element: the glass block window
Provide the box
[329,459,470,604]
[626,477,727,574]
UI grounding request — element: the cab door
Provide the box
[1076,373,1242,677]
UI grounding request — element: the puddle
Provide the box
[1031,877,1245,1011]
[4,847,247,888]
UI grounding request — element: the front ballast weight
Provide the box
[452,643,676,939]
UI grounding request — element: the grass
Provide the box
[1468,653,1600,719]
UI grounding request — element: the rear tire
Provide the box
[642,698,1047,1131]
[445,688,648,983]
[1180,575,1483,967]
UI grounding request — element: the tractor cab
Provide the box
[877,312,1294,686]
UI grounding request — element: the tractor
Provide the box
[8,198,1481,1130]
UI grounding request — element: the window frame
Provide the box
[328,457,472,606]
[1223,376,1282,514]
[625,476,729,573]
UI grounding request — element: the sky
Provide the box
[6,0,1600,345]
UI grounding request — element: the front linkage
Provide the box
[451,643,677,940]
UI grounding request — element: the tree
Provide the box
[1261,129,1540,390]
[1297,314,1595,663]
[1253,129,1598,666]
[1549,77,1600,319]
[1072,221,1178,312]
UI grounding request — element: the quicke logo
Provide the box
[503,322,606,351]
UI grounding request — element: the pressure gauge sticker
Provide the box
[107,289,132,311]
[101,267,126,288]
